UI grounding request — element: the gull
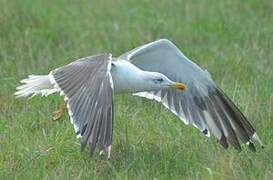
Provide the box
[15,39,263,159]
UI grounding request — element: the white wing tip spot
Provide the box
[251,132,264,147]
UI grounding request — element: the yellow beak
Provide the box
[174,82,187,91]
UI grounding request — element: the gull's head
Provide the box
[143,72,186,91]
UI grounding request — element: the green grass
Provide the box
[1,0,273,179]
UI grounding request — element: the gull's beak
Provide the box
[173,82,186,91]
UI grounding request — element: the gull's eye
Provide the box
[153,78,164,84]
[157,78,163,82]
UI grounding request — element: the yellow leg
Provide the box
[52,102,66,121]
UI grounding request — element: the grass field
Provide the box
[1,0,273,179]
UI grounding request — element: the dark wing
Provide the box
[50,54,114,156]
[120,39,263,151]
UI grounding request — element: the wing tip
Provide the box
[251,132,264,149]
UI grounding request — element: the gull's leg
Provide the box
[52,101,66,121]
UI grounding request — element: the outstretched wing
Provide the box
[50,54,114,156]
[120,39,262,151]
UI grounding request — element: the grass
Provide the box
[0,0,273,179]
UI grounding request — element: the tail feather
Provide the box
[15,74,57,98]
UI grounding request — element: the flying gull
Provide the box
[15,39,263,159]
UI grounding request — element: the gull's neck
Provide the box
[111,60,153,93]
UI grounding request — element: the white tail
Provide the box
[15,74,58,98]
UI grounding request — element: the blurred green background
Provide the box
[0,0,272,179]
